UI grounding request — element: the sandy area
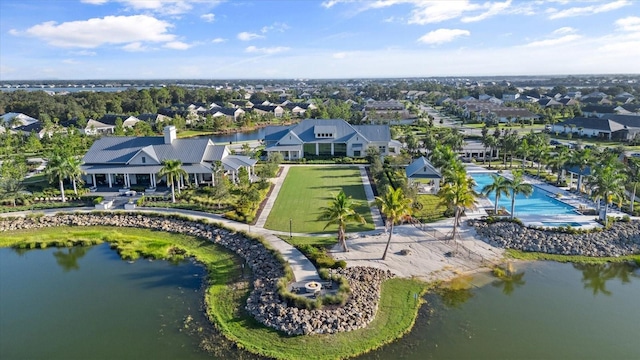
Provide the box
[330,219,505,282]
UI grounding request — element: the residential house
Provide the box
[137,113,171,124]
[0,112,39,129]
[208,107,245,122]
[550,115,640,141]
[502,93,520,102]
[263,119,402,160]
[80,126,257,189]
[252,104,284,118]
[581,105,617,118]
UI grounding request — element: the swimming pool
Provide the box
[541,221,582,227]
[471,173,578,216]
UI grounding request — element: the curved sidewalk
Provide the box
[0,206,321,282]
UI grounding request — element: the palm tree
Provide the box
[318,190,366,252]
[548,147,570,185]
[67,156,84,195]
[429,144,458,170]
[507,170,533,220]
[158,159,187,203]
[481,174,511,215]
[626,158,640,214]
[531,146,549,177]
[568,148,592,193]
[375,186,412,260]
[517,138,532,169]
[589,162,627,226]
[437,169,476,241]
[45,153,72,203]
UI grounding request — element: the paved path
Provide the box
[254,164,290,228]
[359,165,385,228]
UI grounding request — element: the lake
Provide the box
[0,243,253,360]
[359,261,640,359]
[2,243,638,359]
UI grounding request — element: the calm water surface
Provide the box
[3,244,638,360]
[361,261,640,359]
[0,244,235,360]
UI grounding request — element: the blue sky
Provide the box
[1,0,639,80]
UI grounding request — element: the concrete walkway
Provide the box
[254,164,290,228]
[359,165,385,228]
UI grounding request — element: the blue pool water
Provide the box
[472,173,577,216]
[541,222,582,227]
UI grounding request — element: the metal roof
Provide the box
[406,157,442,179]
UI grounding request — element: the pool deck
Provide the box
[464,164,631,230]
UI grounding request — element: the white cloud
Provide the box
[553,26,577,35]
[418,28,470,45]
[524,34,582,47]
[461,0,512,23]
[163,41,192,50]
[62,59,80,64]
[122,42,148,52]
[549,0,630,19]
[332,52,348,59]
[81,0,109,4]
[245,46,290,54]
[237,32,264,41]
[22,15,175,48]
[71,50,97,56]
[82,1,222,16]
[409,1,476,24]
[211,37,226,43]
[615,16,640,32]
[201,13,215,23]
[261,22,290,34]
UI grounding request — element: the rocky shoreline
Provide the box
[0,212,391,336]
[471,220,640,257]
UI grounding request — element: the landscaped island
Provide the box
[0,212,427,360]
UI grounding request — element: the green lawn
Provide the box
[265,166,375,233]
[412,194,448,223]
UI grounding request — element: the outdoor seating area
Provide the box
[289,280,338,299]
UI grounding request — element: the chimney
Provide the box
[164,125,176,144]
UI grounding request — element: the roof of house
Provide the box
[582,105,616,114]
[97,114,140,126]
[405,157,442,179]
[555,117,625,132]
[0,112,39,127]
[263,119,391,144]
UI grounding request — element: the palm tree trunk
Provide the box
[59,179,66,203]
[451,207,460,241]
[170,181,176,203]
[73,178,78,195]
[339,226,348,252]
[631,184,637,214]
[494,194,500,215]
[537,162,542,177]
[510,191,516,219]
[382,222,394,260]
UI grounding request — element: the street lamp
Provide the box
[289,218,292,239]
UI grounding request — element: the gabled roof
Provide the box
[406,157,442,179]
[555,117,624,132]
[0,112,39,127]
[82,136,213,165]
[264,119,391,145]
[97,114,140,126]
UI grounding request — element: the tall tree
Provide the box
[589,159,627,225]
[375,186,412,260]
[437,168,476,241]
[318,190,366,252]
[568,148,592,193]
[67,156,84,195]
[508,170,533,220]
[45,153,72,203]
[158,159,187,203]
[626,157,640,214]
[481,173,511,215]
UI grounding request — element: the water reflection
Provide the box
[52,246,89,272]
[491,263,526,296]
[435,276,474,308]
[573,262,639,296]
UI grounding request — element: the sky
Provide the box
[1,0,639,80]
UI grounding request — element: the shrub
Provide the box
[93,196,104,205]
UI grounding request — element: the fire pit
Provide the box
[304,281,322,293]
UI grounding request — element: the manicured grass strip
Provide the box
[208,277,429,360]
[265,166,375,233]
[505,249,640,265]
